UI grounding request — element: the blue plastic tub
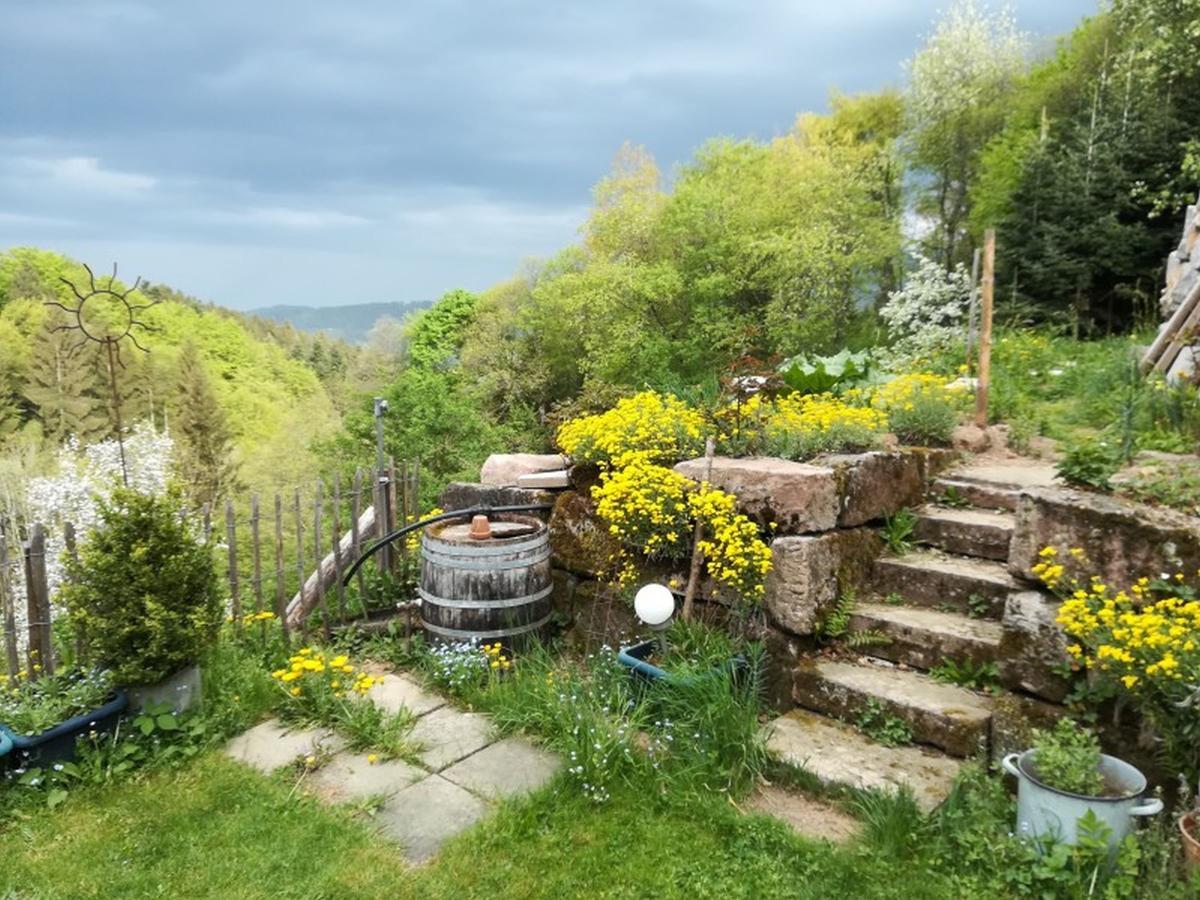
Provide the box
[0,728,11,760]
[0,691,128,770]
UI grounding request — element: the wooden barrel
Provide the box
[419,514,552,647]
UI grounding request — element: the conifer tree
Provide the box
[172,342,238,508]
[22,317,108,444]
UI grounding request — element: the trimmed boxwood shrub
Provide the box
[62,489,221,685]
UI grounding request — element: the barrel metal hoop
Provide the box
[420,534,548,558]
[417,584,553,610]
[421,546,551,571]
[421,611,553,641]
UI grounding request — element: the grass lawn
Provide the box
[0,752,955,900]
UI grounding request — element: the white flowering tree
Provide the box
[880,255,972,360]
[5,423,173,650]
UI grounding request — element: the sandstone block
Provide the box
[1009,486,1200,587]
[997,590,1072,703]
[763,529,881,636]
[674,456,837,534]
[438,482,555,517]
[814,451,925,527]
[480,453,567,486]
[548,491,621,578]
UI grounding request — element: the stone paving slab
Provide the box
[440,737,561,799]
[225,720,344,774]
[375,774,490,864]
[410,706,494,771]
[366,673,446,717]
[308,751,426,802]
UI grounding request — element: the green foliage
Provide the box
[881,508,918,554]
[172,341,239,507]
[1030,718,1105,797]
[854,698,913,747]
[929,658,1000,692]
[935,485,969,508]
[405,288,479,371]
[854,786,926,858]
[0,668,115,736]
[62,489,221,684]
[778,349,872,396]
[887,392,959,446]
[1056,438,1121,491]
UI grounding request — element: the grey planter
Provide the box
[1002,751,1163,851]
[126,663,203,713]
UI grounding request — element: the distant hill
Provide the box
[250,302,429,343]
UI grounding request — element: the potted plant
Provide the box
[0,668,126,767]
[1002,719,1162,851]
[61,489,221,713]
[1181,774,1200,872]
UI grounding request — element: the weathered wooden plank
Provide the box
[284,506,375,630]
[274,494,290,648]
[294,490,306,639]
[0,526,18,678]
[313,481,331,640]
[23,523,53,677]
[250,495,265,641]
[1143,275,1200,372]
[225,499,240,626]
[331,473,347,625]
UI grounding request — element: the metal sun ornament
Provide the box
[47,263,159,486]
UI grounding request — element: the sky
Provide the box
[1,1,1099,310]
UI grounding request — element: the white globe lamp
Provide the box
[634,583,675,628]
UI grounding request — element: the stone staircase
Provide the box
[767,464,1055,809]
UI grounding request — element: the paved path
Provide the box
[225,671,561,863]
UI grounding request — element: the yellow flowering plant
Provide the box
[762,391,887,460]
[871,373,965,446]
[273,648,375,721]
[1035,545,1200,779]
[591,458,772,603]
[556,391,708,469]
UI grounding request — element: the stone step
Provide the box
[846,602,1003,671]
[913,507,1014,561]
[766,709,964,813]
[930,477,1018,511]
[872,550,1019,619]
[792,659,993,757]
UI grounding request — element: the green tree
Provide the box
[22,315,108,444]
[906,0,1026,269]
[171,342,239,507]
[405,289,479,371]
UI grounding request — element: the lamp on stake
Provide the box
[634,582,675,657]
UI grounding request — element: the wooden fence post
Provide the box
[974,229,996,428]
[965,246,982,367]
[225,499,241,628]
[23,523,53,677]
[351,469,368,621]
[294,490,306,639]
[273,494,290,648]
[313,481,331,640]
[0,527,18,678]
[250,495,265,643]
[63,521,85,665]
[331,473,347,626]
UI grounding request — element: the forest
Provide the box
[1,0,1198,510]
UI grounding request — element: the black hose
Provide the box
[340,503,554,587]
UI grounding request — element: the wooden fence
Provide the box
[0,461,423,680]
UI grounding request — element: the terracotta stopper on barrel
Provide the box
[468,514,492,540]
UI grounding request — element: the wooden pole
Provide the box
[23,523,52,677]
[682,437,716,622]
[0,527,18,678]
[294,490,306,639]
[351,469,368,621]
[974,229,996,428]
[225,499,241,628]
[273,494,290,648]
[313,482,331,640]
[331,473,347,626]
[251,495,265,644]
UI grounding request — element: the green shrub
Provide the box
[1029,719,1104,796]
[62,489,221,685]
[1055,439,1120,490]
[887,394,959,445]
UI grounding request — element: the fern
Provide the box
[819,591,856,640]
[846,629,892,649]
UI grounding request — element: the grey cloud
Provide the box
[1,0,1098,308]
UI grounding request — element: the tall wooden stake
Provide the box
[0,527,18,678]
[273,494,290,648]
[682,437,716,622]
[974,229,996,428]
[225,499,241,628]
[23,524,53,677]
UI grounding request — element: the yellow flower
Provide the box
[368,754,379,765]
